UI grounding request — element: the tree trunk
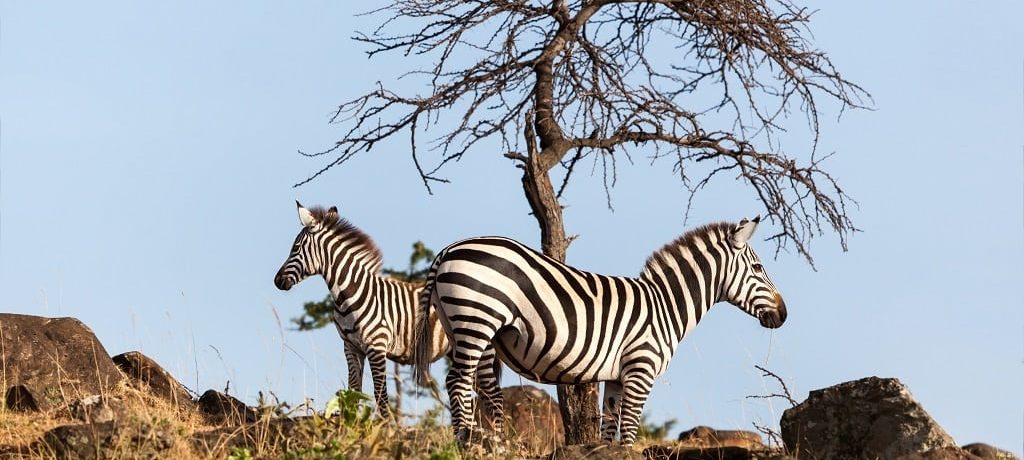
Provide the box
[555,383,601,444]
[520,151,601,445]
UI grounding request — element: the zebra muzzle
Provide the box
[274,270,294,291]
[758,296,787,329]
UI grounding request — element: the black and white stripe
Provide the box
[274,202,449,418]
[414,217,786,445]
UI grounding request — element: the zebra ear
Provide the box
[297,202,316,227]
[731,216,760,247]
[326,206,338,222]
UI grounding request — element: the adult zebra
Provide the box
[414,217,786,445]
[274,202,450,419]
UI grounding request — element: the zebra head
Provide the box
[273,201,335,291]
[721,216,787,329]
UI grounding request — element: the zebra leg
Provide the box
[617,372,655,446]
[446,365,477,445]
[366,346,394,420]
[475,344,504,433]
[446,329,491,445]
[601,380,623,442]
[344,345,365,393]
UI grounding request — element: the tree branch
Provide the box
[298,0,871,264]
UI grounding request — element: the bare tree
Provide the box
[298,0,869,445]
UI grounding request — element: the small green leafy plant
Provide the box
[636,413,678,440]
[428,441,460,460]
[324,389,373,427]
[285,439,347,460]
[227,447,253,460]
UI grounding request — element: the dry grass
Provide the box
[0,410,66,452]
[0,382,534,460]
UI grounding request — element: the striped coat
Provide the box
[415,217,786,445]
[274,202,449,418]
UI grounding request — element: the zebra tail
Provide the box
[413,254,442,388]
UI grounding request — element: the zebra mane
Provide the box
[308,206,384,273]
[642,222,734,274]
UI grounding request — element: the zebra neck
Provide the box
[327,270,385,314]
[640,249,725,344]
[322,251,384,314]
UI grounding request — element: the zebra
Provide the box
[414,216,786,445]
[273,201,450,418]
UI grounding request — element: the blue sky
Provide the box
[2,1,1021,454]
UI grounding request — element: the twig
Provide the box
[749,364,797,406]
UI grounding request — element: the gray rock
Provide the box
[0,314,124,411]
[781,376,956,460]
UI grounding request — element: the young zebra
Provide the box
[414,217,786,445]
[274,202,449,419]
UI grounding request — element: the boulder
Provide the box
[197,390,259,425]
[781,376,957,460]
[0,314,124,411]
[477,385,563,456]
[644,444,766,460]
[549,443,643,460]
[112,351,194,410]
[677,426,764,450]
[642,425,773,460]
[42,421,174,460]
[961,443,1020,460]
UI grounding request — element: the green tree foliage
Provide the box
[382,241,435,283]
[290,241,435,331]
[292,295,334,331]
[636,414,678,441]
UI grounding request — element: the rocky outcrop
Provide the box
[112,351,194,411]
[781,376,957,460]
[477,385,564,456]
[0,314,124,411]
